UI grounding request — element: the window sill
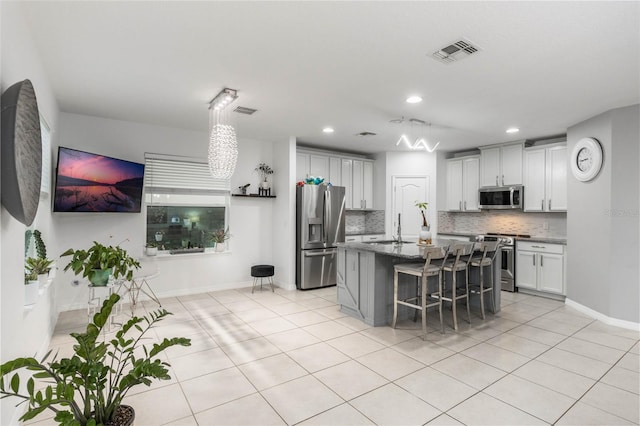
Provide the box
[147,249,232,259]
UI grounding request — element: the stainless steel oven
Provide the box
[478,233,529,292]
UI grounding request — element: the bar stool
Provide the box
[440,242,474,331]
[392,246,446,339]
[468,241,499,319]
[251,264,275,293]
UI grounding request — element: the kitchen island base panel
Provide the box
[337,246,501,328]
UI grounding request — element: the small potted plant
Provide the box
[415,201,432,244]
[61,241,140,286]
[210,227,231,252]
[145,242,158,256]
[1,293,191,425]
[255,162,274,189]
[24,272,39,306]
[25,257,55,289]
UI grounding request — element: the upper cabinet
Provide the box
[480,143,523,187]
[298,149,374,210]
[446,156,480,211]
[524,144,567,212]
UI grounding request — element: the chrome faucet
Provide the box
[394,213,403,245]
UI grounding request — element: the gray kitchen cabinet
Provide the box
[337,247,374,322]
[329,156,341,186]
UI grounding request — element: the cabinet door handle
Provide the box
[496,176,498,186]
[464,201,467,210]
[548,199,551,210]
[540,255,544,267]
[459,201,462,210]
[533,255,535,266]
[502,174,505,186]
[541,200,544,210]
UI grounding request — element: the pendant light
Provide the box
[208,88,238,179]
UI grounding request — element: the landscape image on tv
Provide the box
[53,147,145,213]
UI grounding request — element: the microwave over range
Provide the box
[479,186,524,210]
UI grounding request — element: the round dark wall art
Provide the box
[1,79,42,226]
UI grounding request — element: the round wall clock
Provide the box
[571,137,603,182]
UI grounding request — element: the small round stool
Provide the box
[251,265,275,293]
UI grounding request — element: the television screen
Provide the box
[53,147,145,213]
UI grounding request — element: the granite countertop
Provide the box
[436,231,478,239]
[338,238,465,260]
[345,231,385,236]
[518,236,567,244]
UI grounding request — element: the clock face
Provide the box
[571,137,603,182]
[577,147,593,172]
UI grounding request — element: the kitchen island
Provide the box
[336,239,501,327]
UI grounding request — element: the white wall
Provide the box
[382,151,438,236]
[53,113,286,310]
[1,2,60,425]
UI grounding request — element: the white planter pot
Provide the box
[25,281,39,306]
[260,181,270,189]
[215,242,226,252]
[419,226,432,244]
[146,247,158,256]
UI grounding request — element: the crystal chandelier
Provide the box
[208,88,238,179]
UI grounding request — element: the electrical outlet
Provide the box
[71,279,80,287]
[543,222,549,230]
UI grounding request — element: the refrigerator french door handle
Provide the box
[324,189,330,244]
[304,248,337,257]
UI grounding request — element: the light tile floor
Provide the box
[28,287,639,426]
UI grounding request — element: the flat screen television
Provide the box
[53,147,144,213]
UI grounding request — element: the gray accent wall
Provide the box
[567,104,639,323]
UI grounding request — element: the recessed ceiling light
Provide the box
[406,96,422,104]
[506,127,520,134]
[322,127,334,133]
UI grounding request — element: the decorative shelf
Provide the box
[232,194,276,198]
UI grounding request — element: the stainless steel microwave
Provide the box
[479,186,524,210]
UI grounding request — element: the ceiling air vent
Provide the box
[431,38,481,64]
[356,131,377,137]
[233,106,257,115]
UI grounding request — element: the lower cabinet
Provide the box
[337,248,374,322]
[516,241,565,295]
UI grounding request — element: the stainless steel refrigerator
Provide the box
[296,185,345,290]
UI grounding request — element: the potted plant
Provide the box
[255,162,274,189]
[1,293,191,425]
[145,242,158,256]
[415,201,432,244]
[25,257,55,289]
[210,227,231,252]
[61,241,140,286]
[24,272,39,306]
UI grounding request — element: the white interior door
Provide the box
[392,176,429,239]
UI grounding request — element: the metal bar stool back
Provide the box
[441,242,475,331]
[392,246,446,339]
[469,241,499,319]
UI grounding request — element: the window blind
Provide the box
[144,153,230,193]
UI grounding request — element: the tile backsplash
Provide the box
[438,210,566,238]
[346,210,385,234]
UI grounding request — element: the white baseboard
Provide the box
[58,280,293,312]
[565,298,640,331]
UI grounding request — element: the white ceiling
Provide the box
[18,1,640,154]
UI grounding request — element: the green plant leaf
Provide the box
[10,373,19,393]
